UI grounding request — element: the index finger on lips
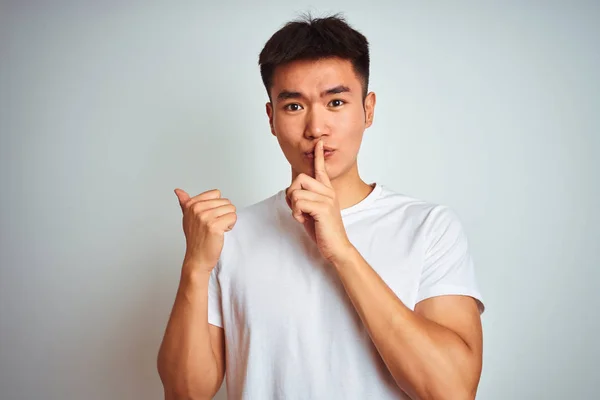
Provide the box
[286,173,333,202]
[313,140,332,187]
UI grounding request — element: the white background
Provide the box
[1,1,598,399]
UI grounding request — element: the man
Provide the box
[158,14,484,400]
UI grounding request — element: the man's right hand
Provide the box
[174,188,237,273]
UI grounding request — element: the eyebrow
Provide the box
[276,85,351,101]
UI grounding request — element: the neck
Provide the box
[291,162,374,210]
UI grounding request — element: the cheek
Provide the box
[274,116,293,137]
[273,118,305,166]
[274,116,303,147]
[335,110,365,146]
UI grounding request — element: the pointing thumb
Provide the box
[174,188,190,210]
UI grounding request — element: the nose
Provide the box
[304,107,329,140]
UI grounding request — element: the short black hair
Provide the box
[258,13,370,102]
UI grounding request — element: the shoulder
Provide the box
[375,184,469,249]
[376,184,462,227]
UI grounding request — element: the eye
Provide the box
[284,103,303,112]
[329,99,346,107]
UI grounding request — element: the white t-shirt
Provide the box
[208,183,484,400]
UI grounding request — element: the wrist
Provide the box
[182,256,214,278]
[183,250,214,269]
[329,242,359,269]
[180,264,212,286]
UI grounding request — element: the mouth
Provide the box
[304,149,335,159]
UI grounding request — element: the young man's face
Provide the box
[266,57,375,181]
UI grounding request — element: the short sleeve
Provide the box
[207,261,224,327]
[416,206,485,314]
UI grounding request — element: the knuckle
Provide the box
[191,202,204,214]
[206,219,221,233]
[198,211,210,224]
[183,199,194,210]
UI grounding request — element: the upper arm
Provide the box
[416,204,484,357]
[415,295,483,383]
[415,295,482,352]
[209,323,226,388]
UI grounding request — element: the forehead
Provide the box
[271,57,361,96]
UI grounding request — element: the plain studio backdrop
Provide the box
[1,1,598,399]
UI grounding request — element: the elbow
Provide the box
[415,379,477,400]
[167,387,213,400]
[426,356,481,399]
[157,360,220,400]
[156,353,203,400]
[436,383,477,400]
[158,372,218,400]
[462,383,479,400]
[451,386,477,400]
[161,379,216,400]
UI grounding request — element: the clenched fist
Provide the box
[174,188,237,273]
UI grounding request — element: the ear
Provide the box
[266,102,276,136]
[364,92,376,128]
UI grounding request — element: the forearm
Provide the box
[157,262,220,399]
[332,247,477,400]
